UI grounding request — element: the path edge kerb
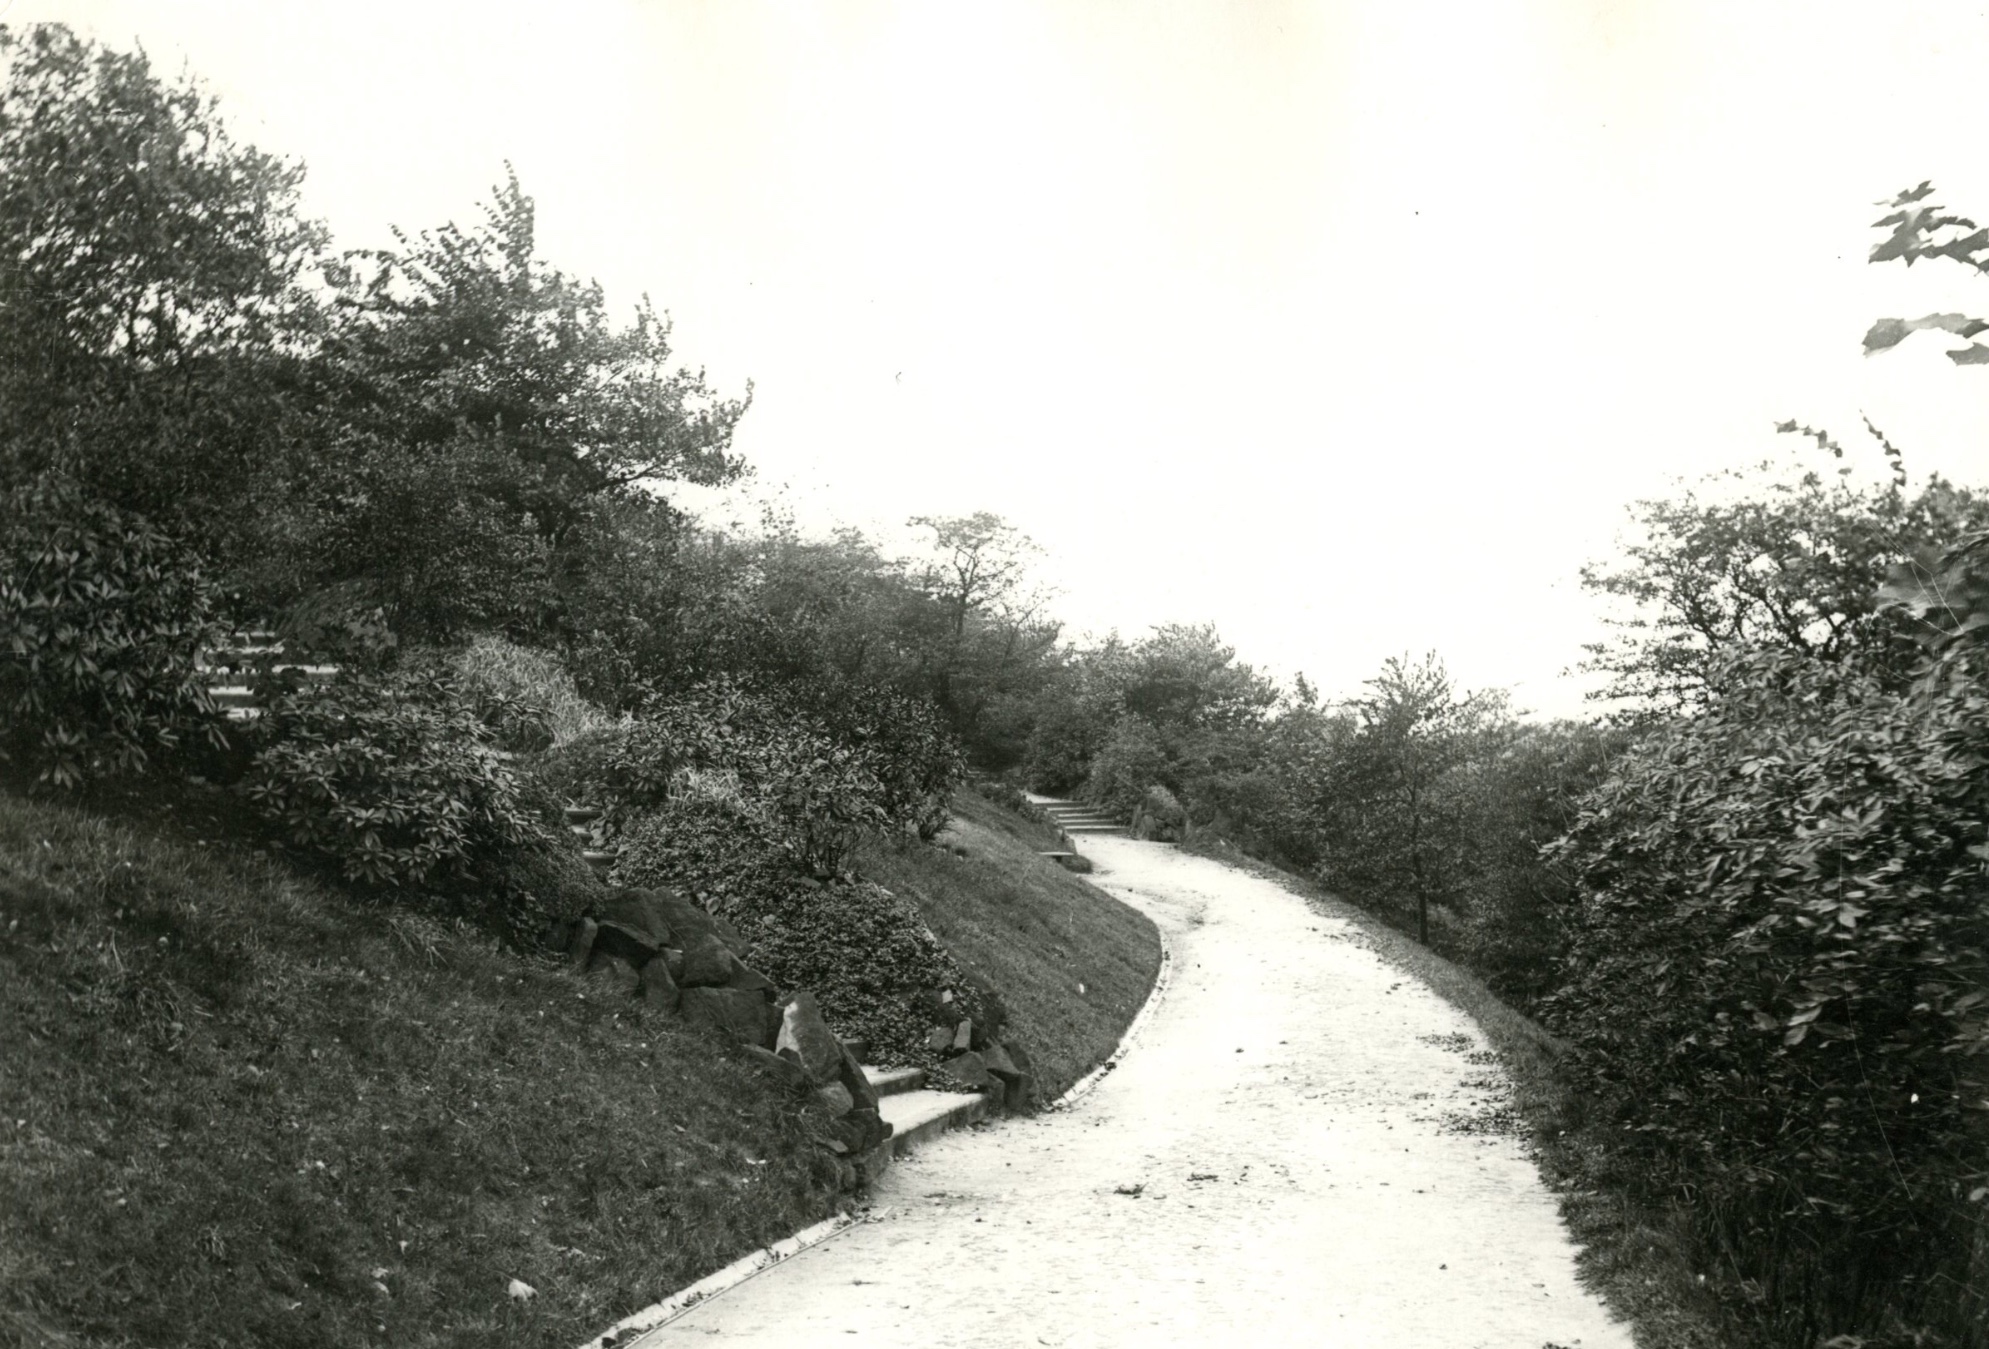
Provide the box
[575,886,1176,1349]
[1046,918,1174,1112]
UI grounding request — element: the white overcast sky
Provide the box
[18,0,1989,715]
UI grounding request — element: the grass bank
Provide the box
[860,789,1163,1103]
[1180,836,1730,1349]
[1,782,1165,1348]
[0,785,848,1349]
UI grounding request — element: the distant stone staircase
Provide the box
[562,804,619,877]
[1032,796,1128,837]
[196,632,338,722]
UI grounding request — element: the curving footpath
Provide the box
[628,837,1635,1348]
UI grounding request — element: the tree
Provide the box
[1581,440,1989,707]
[1317,653,1506,944]
[0,23,326,558]
[1864,181,1989,365]
[324,171,748,545]
[902,513,1060,763]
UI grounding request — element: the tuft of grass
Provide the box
[451,635,619,749]
[1182,838,1731,1349]
[859,790,1163,1103]
[0,786,846,1349]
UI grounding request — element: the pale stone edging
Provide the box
[1047,920,1174,1112]
[581,1210,870,1349]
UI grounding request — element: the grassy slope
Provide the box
[0,787,846,1349]
[859,790,1163,1102]
[0,783,1165,1349]
[1178,837,1730,1349]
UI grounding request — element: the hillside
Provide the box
[0,784,1159,1349]
[863,790,1163,1102]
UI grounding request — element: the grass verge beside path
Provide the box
[1180,838,1730,1349]
[0,786,846,1349]
[860,790,1163,1103]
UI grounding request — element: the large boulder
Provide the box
[842,1106,893,1152]
[591,919,660,968]
[624,886,748,952]
[599,889,673,946]
[739,1043,813,1093]
[724,954,776,993]
[678,933,736,988]
[983,1040,1033,1111]
[836,1040,881,1114]
[776,992,845,1086]
[639,954,681,1014]
[931,1050,995,1093]
[680,987,777,1048]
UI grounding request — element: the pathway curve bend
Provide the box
[631,838,1634,1348]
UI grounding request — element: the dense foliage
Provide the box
[0,476,224,789]
[1547,643,1988,1346]
[611,798,995,1062]
[244,669,540,890]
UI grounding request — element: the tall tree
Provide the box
[0,23,326,555]
[903,513,1059,762]
[1319,653,1505,944]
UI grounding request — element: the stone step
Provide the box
[862,1065,927,1097]
[876,1087,991,1157]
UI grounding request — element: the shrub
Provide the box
[805,684,962,842]
[612,799,996,1062]
[1080,716,1169,818]
[609,796,789,917]
[1546,643,1989,1347]
[739,877,999,1064]
[0,475,224,789]
[451,633,616,749]
[243,669,544,893]
[548,679,955,875]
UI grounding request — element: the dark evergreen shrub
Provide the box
[0,475,224,789]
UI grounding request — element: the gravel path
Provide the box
[633,838,1634,1348]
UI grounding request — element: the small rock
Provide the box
[817,1081,855,1117]
[567,918,598,973]
[837,1041,882,1114]
[640,956,680,1013]
[776,992,845,1086]
[506,1278,536,1302]
[924,1025,954,1052]
[837,1035,871,1063]
[952,1020,974,1052]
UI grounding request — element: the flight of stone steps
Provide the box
[1032,796,1128,837]
[562,804,619,877]
[197,632,338,721]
